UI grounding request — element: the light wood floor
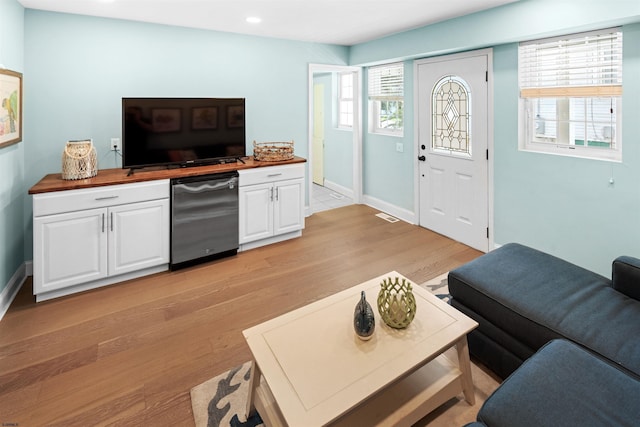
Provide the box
[0,205,482,426]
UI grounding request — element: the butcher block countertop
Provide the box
[29,156,307,195]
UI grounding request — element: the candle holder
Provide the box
[377,277,417,329]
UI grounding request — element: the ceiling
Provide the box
[18,0,519,46]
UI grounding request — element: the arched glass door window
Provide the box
[432,75,472,156]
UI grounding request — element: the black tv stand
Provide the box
[126,167,142,176]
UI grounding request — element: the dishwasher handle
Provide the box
[173,178,237,193]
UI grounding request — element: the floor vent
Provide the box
[329,193,345,200]
[375,213,399,223]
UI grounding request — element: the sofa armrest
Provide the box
[612,256,640,301]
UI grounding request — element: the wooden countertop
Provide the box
[29,156,307,194]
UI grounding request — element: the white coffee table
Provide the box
[243,271,478,426]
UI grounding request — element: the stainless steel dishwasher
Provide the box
[170,171,239,270]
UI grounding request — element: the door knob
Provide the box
[418,155,426,161]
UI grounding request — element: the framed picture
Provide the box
[227,105,245,128]
[152,108,181,133]
[192,107,218,130]
[0,69,23,148]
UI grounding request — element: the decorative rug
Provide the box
[191,271,497,427]
[190,361,264,427]
[419,271,451,302]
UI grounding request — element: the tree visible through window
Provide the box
[368,63,404,135]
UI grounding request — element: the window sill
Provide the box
[519,144,622,163]
[369,130,404,138]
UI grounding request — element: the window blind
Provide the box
[519,28,622,98]
[368,63,404,100]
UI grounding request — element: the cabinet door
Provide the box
[274,178,305,236]
[33,208,108,293]
[109,199,170,276]
[239,183,274,244]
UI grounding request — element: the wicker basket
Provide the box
[61,139,98,180]
[253,140,294,162]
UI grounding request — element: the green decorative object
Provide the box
[377,277,417,329]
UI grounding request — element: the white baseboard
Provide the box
[323,180,355,200]
[1,262,29,322]
[362,195,416,225]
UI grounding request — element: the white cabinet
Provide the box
[239,164,305,249]
[32,180,170,301]
[108,200,170,276]
[34,208,108,290]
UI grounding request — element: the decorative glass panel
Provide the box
[432,75,471,155]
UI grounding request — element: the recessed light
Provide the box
[246,16,262,24]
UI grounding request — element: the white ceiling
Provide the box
[18,0,519,46]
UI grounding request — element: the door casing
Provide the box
[413,49,495,251]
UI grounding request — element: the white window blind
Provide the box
[368,63,404,100]
[519,28,623,98]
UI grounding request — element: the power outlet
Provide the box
[110,138,120,151]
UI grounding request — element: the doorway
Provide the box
[415,50,493,252]
[308,65,362,214]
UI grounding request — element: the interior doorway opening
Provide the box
[308,64,362,214]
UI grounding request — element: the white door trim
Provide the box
[413,48,495,251]
[307,64,363,216]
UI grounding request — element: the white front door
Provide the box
[416,51,490,252]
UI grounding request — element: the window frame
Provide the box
[368,63,404,136]
[337,72,354,129]
[518,28,623,162]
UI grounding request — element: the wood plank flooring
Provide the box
[0,205,481,426]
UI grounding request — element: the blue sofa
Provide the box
[448,243,640,426]
[466,339,640,427]
[449,243,640,379]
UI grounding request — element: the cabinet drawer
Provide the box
[238,164,304,187]
[33,179,170,217]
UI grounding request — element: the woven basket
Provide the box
[62,139,98,180]
[253,140,294,162]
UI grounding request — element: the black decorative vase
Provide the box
[353,291,375,340]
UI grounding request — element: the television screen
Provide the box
[122,97,246,169]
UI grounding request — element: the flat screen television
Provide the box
[122,97,246,169]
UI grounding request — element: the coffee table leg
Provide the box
[455,336,476,405]
[246,358,261,418]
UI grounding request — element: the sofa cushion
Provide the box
[475,339,640,427]
[449,243,640,376]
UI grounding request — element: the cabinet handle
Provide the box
[102,213,105,233]
[110,212,114,232]
[95,196,119,201]
[267,173,282,177]
[270,187,274,202]
[275,187,279,201]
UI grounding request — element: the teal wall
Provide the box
[362,60,414,212]
[0,0,25,295]
[313,73,353,190]
[3,0,640,295]
[354,1,640,275]
[492,33,640,276]
[351,0,640,65]
[22,10,349,259]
